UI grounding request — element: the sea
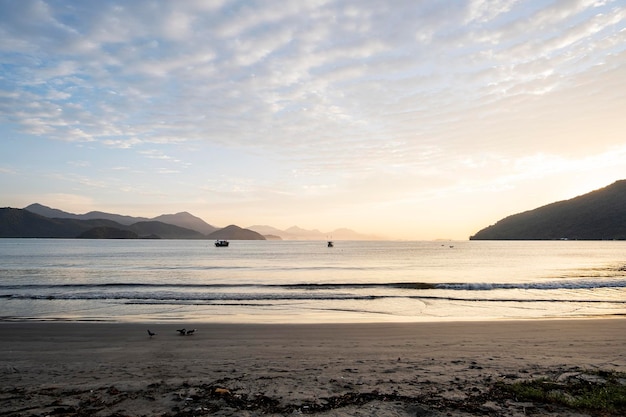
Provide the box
[0,239,625,323]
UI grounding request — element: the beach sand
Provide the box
[1,319,625,416]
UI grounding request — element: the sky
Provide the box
[1,0,625,240]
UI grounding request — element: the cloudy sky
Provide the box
[1,0,625,239]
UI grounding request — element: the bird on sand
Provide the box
[186,329,196,335]
[176,328,186,335]
[147,329,156,337]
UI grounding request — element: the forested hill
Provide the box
[0,208,207,239]
[470,180,626,240]
[0,208,265,240]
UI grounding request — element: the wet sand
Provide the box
[1,319,625,416]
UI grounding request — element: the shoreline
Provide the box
[2,319,626,416]
[1,313,624,324]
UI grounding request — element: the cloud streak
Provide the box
[1,0,625,238]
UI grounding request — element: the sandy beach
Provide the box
[1,319,625,416]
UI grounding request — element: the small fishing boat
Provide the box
[214,240,229,247]
[327,241,333,247]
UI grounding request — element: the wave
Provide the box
[434,280,626,290]
[3,278,626,291]
[1,279,625,305]
[2,293,625,304]
[288,280,626,290]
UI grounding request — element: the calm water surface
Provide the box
[0,239,624,323]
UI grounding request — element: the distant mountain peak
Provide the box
[247,225,382,240]
[286,225,322,234]
[207,224,265,240]
[152,212,217,235]
[21,203,377,241]
[24,203,79,219]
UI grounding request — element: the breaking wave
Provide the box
[2,279,626,303]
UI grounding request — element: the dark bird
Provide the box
[147,329,156,337]
[176,328,186,335]
[186,329,196,335]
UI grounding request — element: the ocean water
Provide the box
[0,239,625,323]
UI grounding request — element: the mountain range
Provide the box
[246,224,380,240]
[8,178,624,241]
[0,207,261,240]
[470,180,626,240]
[22,203,219,234]
[0,203,375,240]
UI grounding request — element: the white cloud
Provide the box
[102,138,143,149]
[0,167,17,174]
[464,0,520,24]
[1,0,625,237]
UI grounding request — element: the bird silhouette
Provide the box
[176,328,186,335]
[186,329,196,335]
[147,329,156,337]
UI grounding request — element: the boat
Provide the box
[327,241,333,247]
[214,240,229,247]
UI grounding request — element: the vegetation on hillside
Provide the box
[471,180,626,240]
[0,208,264,240]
